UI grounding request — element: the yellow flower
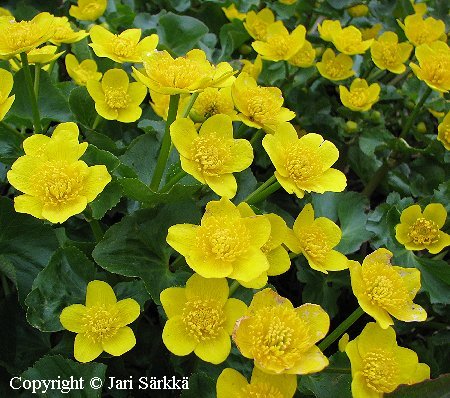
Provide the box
[11,45,64,67]
[170,115,253,198]
[338,333,349,352]
[7,123,111,223]
[0,7,12,17]
[217,367,297,398]
[167,197,271,281]
[370,32,413,74]
[60,280,140,363]
[288,39,315,68]
[0,12,54,58]
[347,4,369,17]
[190,87,237,122]
[65,53,102,86]
[345,323,430,397]
[279,0,297,4]
[161,274,247,364]
[89,25,158,64]
[252,21,306,62]
[232,72,295,133]
[318,20,342,42]
[398,14,445,46]
[316,48,355,81]
[262,123,347,198]
[133,49,235,95]
[244,8,275,41]
[438,111,450,150]
[284,203,348,273]
[348,248,427,329]
[410,41,450,93]
[359,23,382,41]
[69,0,107,21]
[339,78,380,112]
[332,26,373,55]
[0,68,15,121]
[233,288,329,374]
[87,68,147,123]
[412,1,427,15]
[49,16,89,45]
[240,55,263,80]
[395,203,450,253]
[236,203,291,288]
[222,4,246,21]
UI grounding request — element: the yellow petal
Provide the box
[251,368,297,397]
[266,246,291,276]
[284,229,302,253]
[293,203,315,233]
[194,329,231,364]
[102,68,129,91]
[306,168,347,193]
[60,304,87,333]
[14,195,44,219]
[87,80,105,103]
[345,339,363,374]
[427,232,450,254]
[22,134,50,156]
[102,326,136,356]
[7,156,43,195]
[200,114,234,140]
[166,224,199,257]
[248,288,294,313]
[185,273,229,304]
[243,215,271,248]
[116,298,141,326]
[223,298,247,334]
[356,323,397,356]
[42,196,88,224]
[82,165,111,202]
[423,203,447,229]
[296,303,330,343]
[351,372,381,398]
[321,250,349,271]
[117,105,142,123]
[74,334,103,363]
[286,345,329,374]
[216,368,248,398]
[204,173,237,198]
[162,316,196,356]
[400,204,422,225]
[160,287,187,318]
[85,280,117,307]
[228,248,269,282]
[170,117,198,157]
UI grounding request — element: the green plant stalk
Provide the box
[182,92,199,118]
[399,86,432,140]
[160,170,187,193]
[229,280,240,297]
[34,65,41,98]
[367,68,385,83]
[1,274,10,297]
[89,219,104,243]
[246,180,281,205]
[235,122,248,138]
[150,95,181,191]
[92,114,102,130]
[250,129,264,146]
[20,53,42,134]
[361,160,396,198]
[244,175,277,203]
[284,61,290,81]
[318,307,364,351]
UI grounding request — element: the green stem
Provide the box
[0,121,23,139]
[318,307,364,351]
[20,53,42,134]
[92,114,102,130]
[150,94,181,191]
[250,129,264,146]
[284,61,290,81]
[47,59,57,78]
[169,255,185,272]
[399,86,432,140]
[34,65,41,98]
[1,274,10,297]
[361,160,395,198]
[88,219,103,243]
[246,181,281,205]
[182,92,199,118]
[367,68,385,83]
[235,122,248,138]
[229,280,240,297]
[160,170,187,193]
[244,175,277,204]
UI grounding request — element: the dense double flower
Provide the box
[170,114,253,198]
[262,123,347,198]
[370,32,413,74]
[160,274,247,364]
[348,248,427,329]
[339,78,380,112]
[167,197,271,282]
[346,323,430,397]
[0,68,15,121]
[233,289,330,374]
[189,87,237,122]
[49,16,88,45]
[316,48,354,81]
[60,280,140,363]
[7,123,111,223]
[398,13,445,46]
[65,54,102,86]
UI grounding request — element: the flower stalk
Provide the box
[20,52,42,134]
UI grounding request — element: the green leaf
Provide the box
[114,280,151,308]
[181,372,215,398]
[0,123,24,165]
[387,374,450,398]
[93,201,201,304]
[0,197,59,305]
[25,247,96,332]
[82,145,121,172]
[89,180,123,220]
[218,20,250,61]
[21,355,107,398]
[69,86,97,128]
[157,12,209,56]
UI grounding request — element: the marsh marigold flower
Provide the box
[161,274,247,364]
[244,8,275,41]
[347,4,369,17]
[217,367,297,398]
[167,197,271,282]
[133,49,234,95]
[398,14,445,46]
[316,48,355,81]
[60,280,140,363]
[346,323,430,398]
[7,123,111,223]
[12,45,64,67]
[285,203,348,273]
[190,87,237,122]
[222,4,246,21]
[410,41,450,93]
[170,115,253,198]
[0,12,54,58]
[318,20,342,42]
[240,55,263,80]
[237,203,291,288]
[232,72,295,133]
[437,111,450,150]
[87,68,147,123]
[49,16,88,45]
[412,1,427,15]
[332,26,373,55]
[348,248,427,329]
[65,54,102,86]
[262,123,347,198]
[0,7,12,17]
[0,68,15,121]
[89,25,158,64]
[252,21,306,62]
[370,32,413,74]
[339,78,380,112]
[288,40,315,68]
[233,288,329,374]
[359,24,382,41]
[69,0,107,21]
[395,203,450,253]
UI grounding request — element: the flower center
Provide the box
[301,227,329,261]
[5,21,35,50]
[112,36,134,58]
[251,20,269,40]
[325,59,345,78]
[75,67,97,85]
[81,304,120,343]
[182,298,224,342]
[285,143,322,184]
[407,217,439,245]
[348,88,368,107]
[81,3,102,19]
[53,24,73,40]
[194,89,232,119]
[104,87,130,109]
[422,57,449,86]
[379,42,398,66]
[241,383,284,398]
[266,35,290,57]
[191,133,231,176]
[341,30,361,52]
[362,349,398,393]
[246,88,278,123]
